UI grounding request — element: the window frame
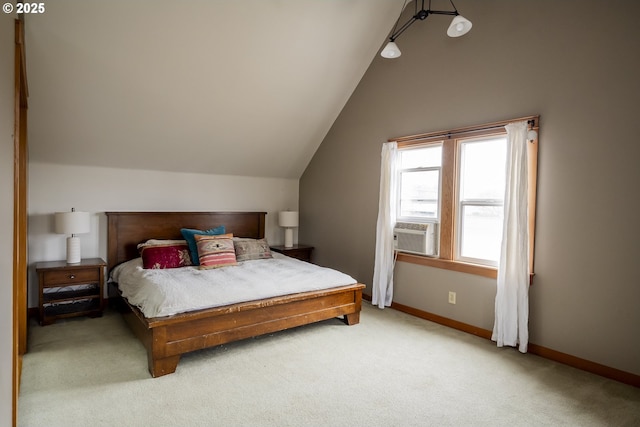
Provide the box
[391,116,539,280]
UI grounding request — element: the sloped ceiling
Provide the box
[24,0,401,179]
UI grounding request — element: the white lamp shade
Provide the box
[381,41,401,58]
[278,211,299,228]
[55,211,90,235]
[447,15,472,37]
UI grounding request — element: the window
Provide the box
[457,136,506,266]
[397,145,442,221]
[392,117,539,278]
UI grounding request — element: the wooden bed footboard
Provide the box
[113,282,364,377]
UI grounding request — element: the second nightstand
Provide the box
[270,244,314,262]
[36,258,106,326]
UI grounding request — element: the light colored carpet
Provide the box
[19,304,640,427]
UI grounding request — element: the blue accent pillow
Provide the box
[180,226,226,265]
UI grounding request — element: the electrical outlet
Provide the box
[448,291,456,304]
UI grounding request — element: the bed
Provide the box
[106,211,365,377]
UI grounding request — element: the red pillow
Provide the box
[139,240,192,269]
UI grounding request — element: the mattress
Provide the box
[110,253,357,318]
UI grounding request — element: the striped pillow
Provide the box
[180,226,226,266]
[194,233,237,269]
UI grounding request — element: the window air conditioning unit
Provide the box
[394,222,438,257]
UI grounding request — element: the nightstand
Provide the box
[270,244,314,262]
[36,258,106,326]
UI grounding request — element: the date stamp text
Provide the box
[3,2,46,14]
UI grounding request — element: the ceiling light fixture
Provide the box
[381,0,472,59]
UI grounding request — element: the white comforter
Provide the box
[110,253,357,318]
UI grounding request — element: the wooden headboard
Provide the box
[105,211,266,273]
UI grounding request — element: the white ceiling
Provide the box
[24,0,401,179]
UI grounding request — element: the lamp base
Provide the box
[284,228,294,248]
[66,236,81,264]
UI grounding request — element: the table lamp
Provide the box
[278,211,298,248]
[55,208,90,264]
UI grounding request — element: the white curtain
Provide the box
[372,142,398,308]
[492,121,530,353]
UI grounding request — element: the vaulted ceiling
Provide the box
[24,0,401,179]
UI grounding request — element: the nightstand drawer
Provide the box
[270,244,314,262]
[280,249,309,260]
[42,268,100,286]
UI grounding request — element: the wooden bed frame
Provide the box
[106,211,364,377]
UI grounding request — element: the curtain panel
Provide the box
[372,142,398,308]
[492,121,530,353]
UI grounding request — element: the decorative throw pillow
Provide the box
[138,240,192,269]
[180,226,226,266]
[194,233,237,269]
[234,238,273,262]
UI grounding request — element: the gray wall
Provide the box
[300,0,640,376]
